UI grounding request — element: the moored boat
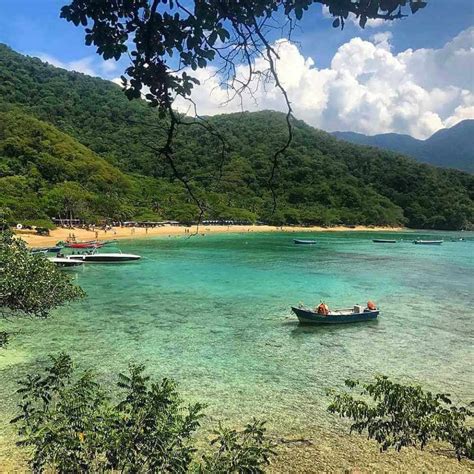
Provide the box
[413,240,443,245]
[64,242,104,249]
[292,303,379,324]
[47,246,63,253]
[372,239,397,243]
[48,257,84,267]
[66,250,141,263]
[294,239,316,245]
[31,246,63,254]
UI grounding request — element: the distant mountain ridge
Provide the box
[333,121,474,173]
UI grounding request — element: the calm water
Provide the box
[1,231,473,461]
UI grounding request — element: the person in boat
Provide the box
[316,302,330,316]
[367,300,377,310]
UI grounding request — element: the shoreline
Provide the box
[16,224,405,248]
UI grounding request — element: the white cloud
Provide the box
[174,27,474,139]
[101,60,119,74]
[36,54,97,76]
[34,53,119,78]
[370,31,393,50]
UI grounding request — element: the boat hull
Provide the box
[31,246,63,253]
[48,257,84,267]
[67,254,140,263]
[291,307,379,324]
[294,239,316,245]
[413,240,443,245]
[372,239,397,243]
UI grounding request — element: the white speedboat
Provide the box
[48,257,84,267]
[66,250,141,263]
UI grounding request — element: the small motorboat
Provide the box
[31,246,63,254]
[292,302,379,324]
[30,248,49,255]
[413,240,443,245]
[372,239,397,243]
[294,239,316,245]
[66,250,141,263]
[48,257,84,267]
[47,246,63,253]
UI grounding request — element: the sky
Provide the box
[0,0,473,138]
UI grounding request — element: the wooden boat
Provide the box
[48,257,84,267]
[372,239,397,243]
[413,240,443,245]
[294,239,316,245]
[65,242,104,249]
[291,305,379,324]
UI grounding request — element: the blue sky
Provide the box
[0,1,473,137]
[0,0,472,75]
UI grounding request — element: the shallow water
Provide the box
[1,231,473,464]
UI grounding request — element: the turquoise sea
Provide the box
[1,231,473,467]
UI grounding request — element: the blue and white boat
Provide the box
[291,304,379,324]
[30,246,63,254]
[413,240,443,245]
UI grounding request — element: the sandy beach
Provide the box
[16,224,405,248]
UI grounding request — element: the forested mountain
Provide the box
[333,121,474,173]
[0,43,473,230]
[0,110,186,225]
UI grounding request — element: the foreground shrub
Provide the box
[0,229,84,318]
[328,376,473,460]
[0,229,85,347]
[12,353,273,472]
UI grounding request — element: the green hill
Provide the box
[0,43,473,230]
[0,110,169,224]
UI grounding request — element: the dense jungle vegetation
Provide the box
[0,44,473,229]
